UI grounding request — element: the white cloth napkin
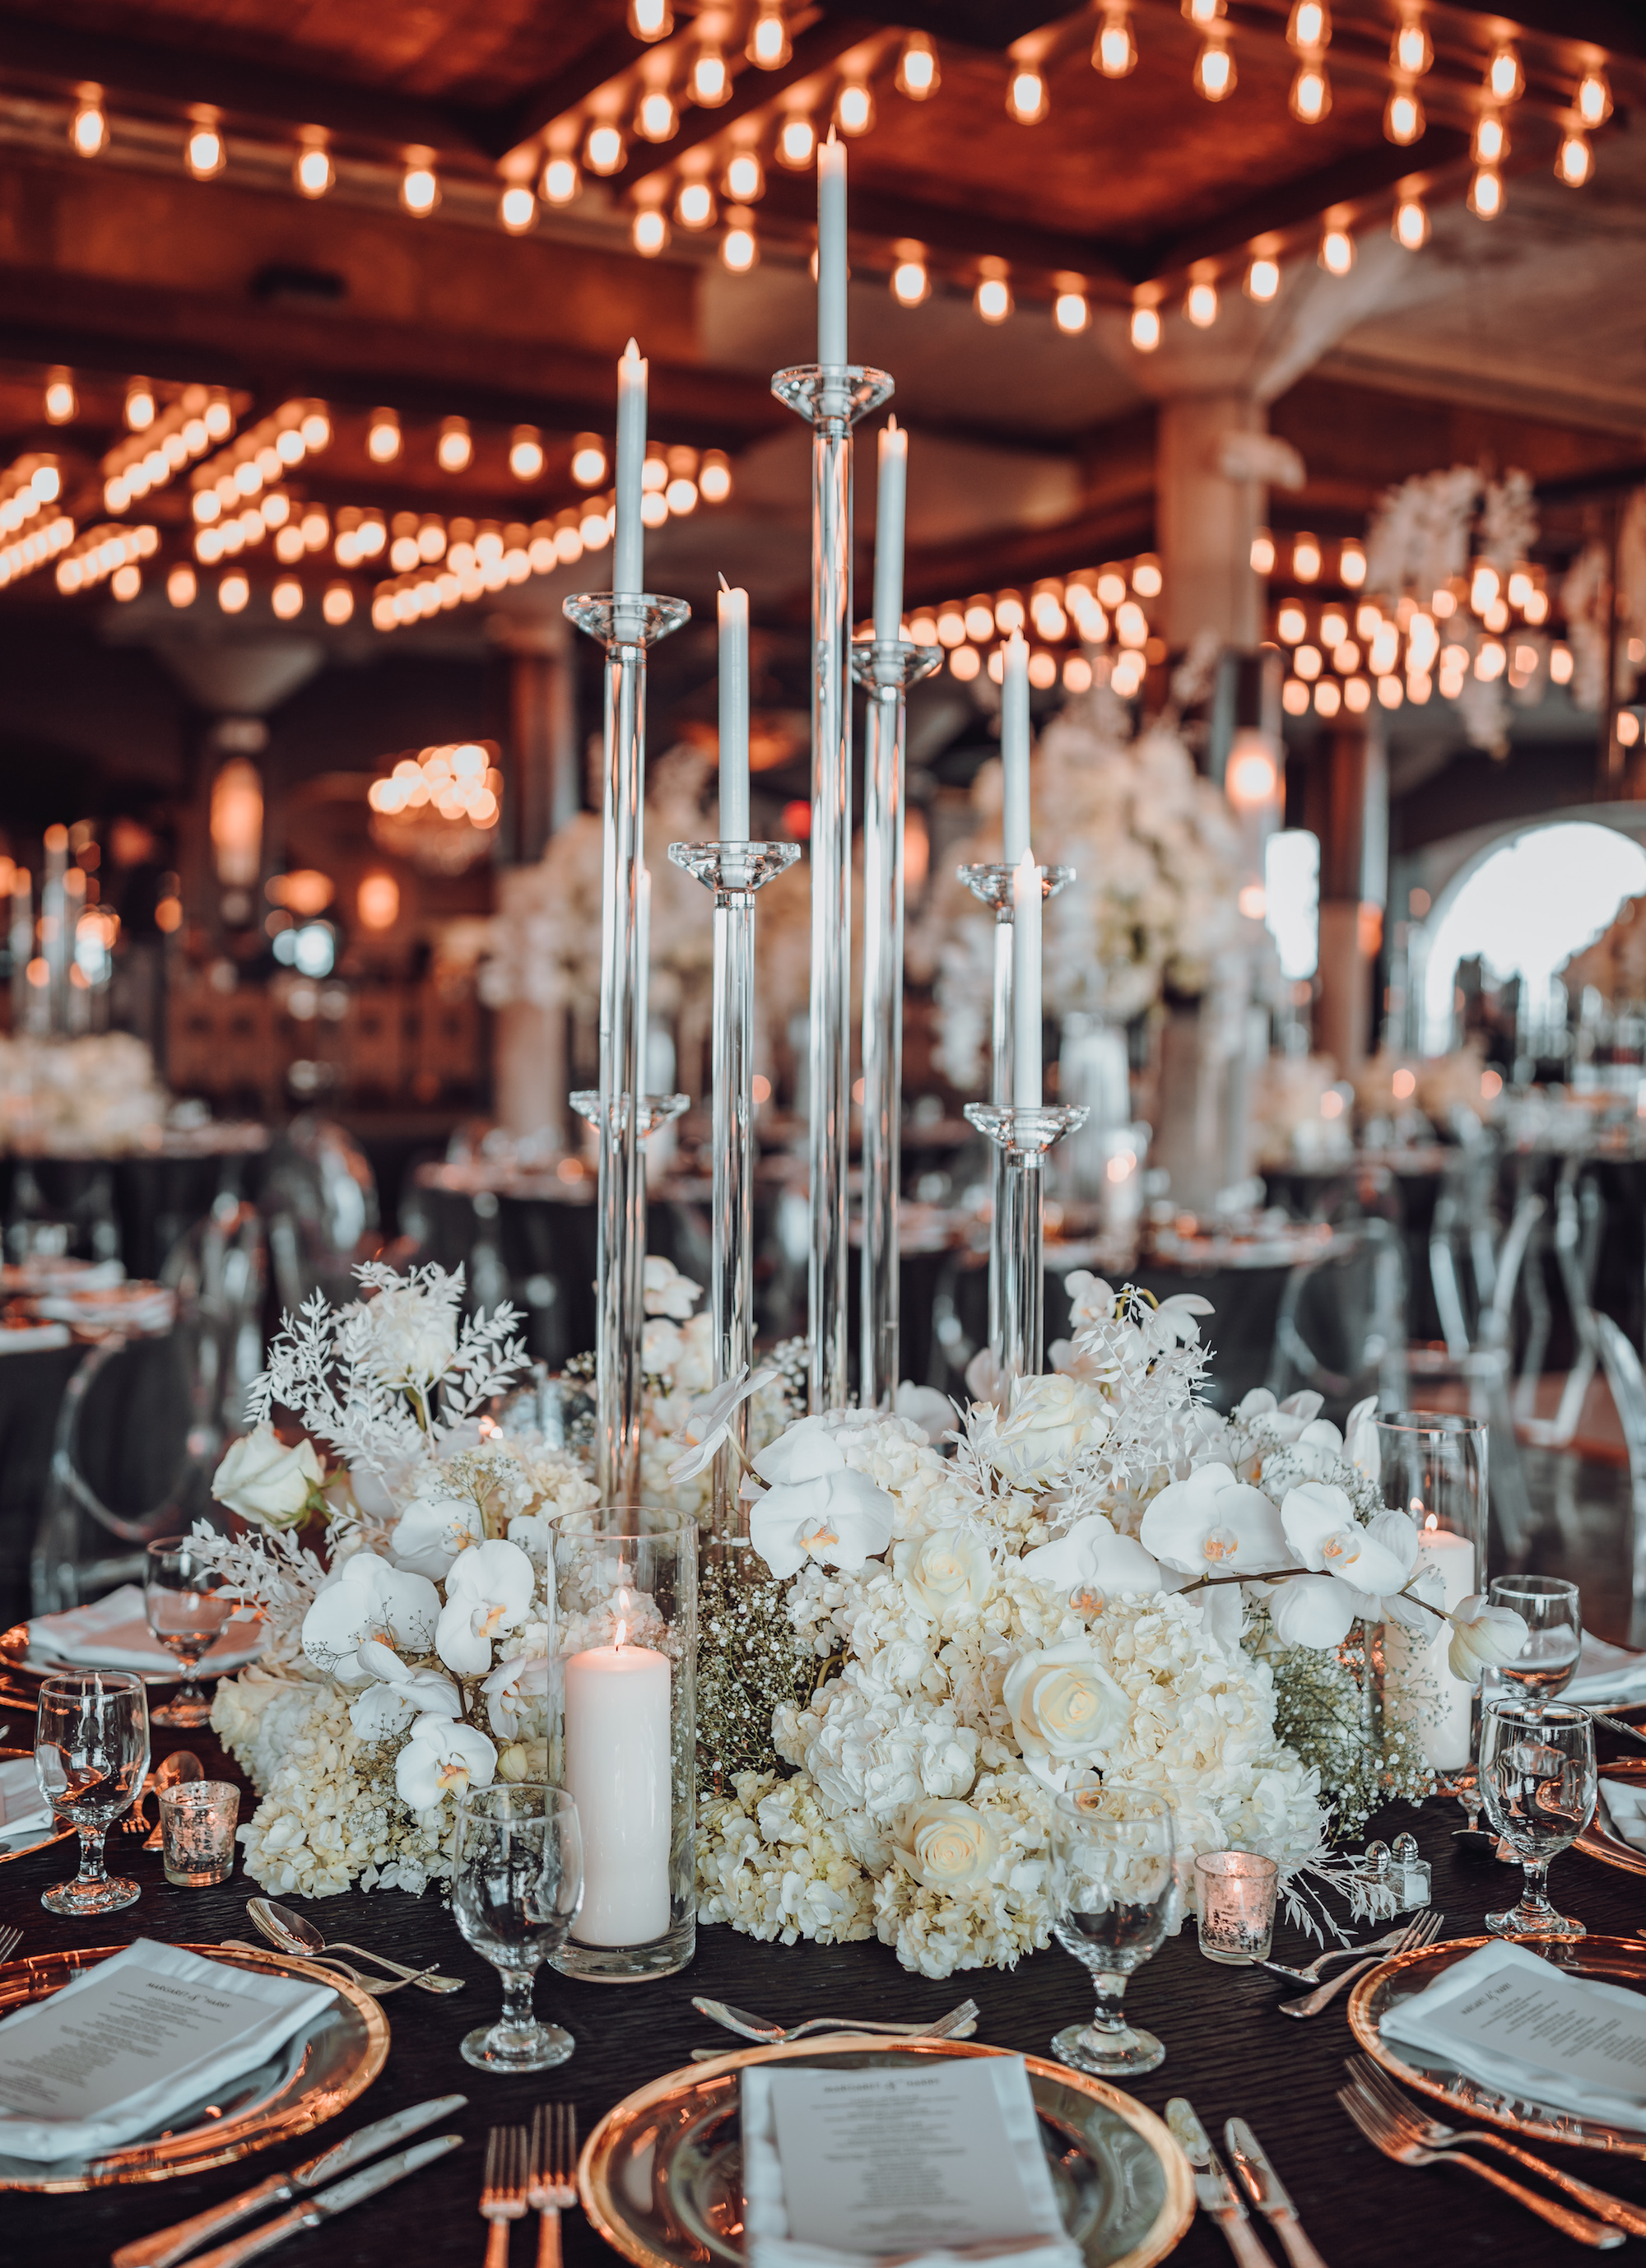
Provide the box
[1598,1778,1646,1852]
[0,1322,71,1354]
[28,1584,263,1675]
[0,1938,334,2163]
[1565,1634,1646,1709]
[34,1282,175,1332]
[1380,1938,1646,2132]
[0,1754,53,1847]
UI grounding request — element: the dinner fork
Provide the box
[1256,1922,1424,1987]
[689,1998,979,2061]
[0,1922,21,1965]
[1343,2055,1646,2237]
[693,1995,979,2043]
[1338,2080,1622,2247]
[481,2124,529,2268]
[1279,1908,1444,2018]
[527,2103,579,2268]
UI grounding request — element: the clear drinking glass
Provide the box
[160,1778,239,1887]
[1049,1787,1176,2076]
[34,1668,149,1915]
[1193,1851,1279,1964]
[1486,1576,1582,1702]
[453,1783,583,2075]
[1478,1699,1596,1940]
[145,1536,235,1728]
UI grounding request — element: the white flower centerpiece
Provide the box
[695,1274,1527,1978]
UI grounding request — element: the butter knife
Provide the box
[1225,2117,1331,2268]
[112,2098,467,2268]
[1164,2099,1272,2268]
[162,2133,463,2268]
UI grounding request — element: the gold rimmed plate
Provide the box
[0,1618,260,1690]
[0,1941,388,2191]
[0,1746,72,1867]
[579,2035,1194,2268]
[1577,1757,1646,1879]
[1348,1933,1646,2155]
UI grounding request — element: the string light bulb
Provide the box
[1194,30,1236,100]
[1341,540,1367,588]
[631,206,666,262]
[1577,68,1612,127]
[1384,85,1424,144]
[1183,0,1223,23]
[1130,300,1161,351]
[1393,193,1429,248]
[890,251,930,306]
[1287,0,1330,46]
[1290,62,1331,122]
[1184,277,1219,327]
[124,378,156,431]
[400,159,439,214]
[1053,286,1090,334]
[896,31,940,98]
[691,44,731,106]
[699,449,732,504]
[584,123,625,174]
[44,369,77,423]
[509,427,545,481]
[1472,110,1507,165]
[295,140,333,196]
[1486,44,1523,102]
[367,408,402,463]
[1318,224,1355,274]
[628,0,672,37]
[436,416,473,473]
[1007,66,1049,124]
[70,90,107,157]
[835,80,875,135]
[974,267,1013,323]
[676,179,716,228]
[185,120,225,178]
[1093,6,1137,77]
[1469,165,1503,218]
[1391,15,1432,76]
[499,184,537,232]
[1556,129,1593,187]
[778,115,816,168]
[1245,254,1281,301]
[1252,529,1276,574]
[571,435,607,487]
[1292,533,1321,582]
[748,4,790,68]
[167,564,196,608]
[722,211,759,272]
[542,155,579,202]
[636,88,678,142]
[723,149,765,201]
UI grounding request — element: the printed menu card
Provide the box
[0,1938,334,2162]
[742,2056,1080,2268]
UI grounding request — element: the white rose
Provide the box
[1004,1640,1131,1769]
[212,1423,323,1530]
[895,1800,1000,1889]
[362,1285,458,1388]
[894,1527,993,1621]
[988,1373,1110,1487]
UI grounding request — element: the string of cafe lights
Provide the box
[44,4,1621,340]
[898,556,1168,700]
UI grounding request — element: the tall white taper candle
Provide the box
[636,866,651,1098]
[1002,629,1030,866]
[1012,848,1042,1108]
[816,132,848,369]
[872,418,907,644]
[613,338,647,600]
[718,577,750,839]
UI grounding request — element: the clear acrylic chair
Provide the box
[1593,1315,1646,1648]
[1266,1215,1409,1424]
[262,1113,380,1312]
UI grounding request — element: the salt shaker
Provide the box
[1390,1831,1430,1911]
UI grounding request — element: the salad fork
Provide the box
[1279,1908,1443,2018]
[0,1923,21,1965]
[693,1994,978,2044]
[481,2124,529,2268]
[528,2103,579,2268]
[1256,1922,1423,1987]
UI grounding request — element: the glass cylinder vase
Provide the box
[1371,1411,1488,1774]
[548,1504,696,1983]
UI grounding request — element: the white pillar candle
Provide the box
[1383,1521,1476,1771]
[563,1638,672,1945]
[613,338,647,600]
[718,579,751,840]
[816,131,848,369]
[872,418,907,645]
[1001,630,1031,865]
[1012,848,1042,1109]
[635,866,651,1101]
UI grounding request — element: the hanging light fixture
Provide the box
[1393,193,1429,249]
[629,0,672,37]
[1093,6,1137,77]
[1472,109,1508,164]
[1245,254,1281,301]
[778,114,816,168]
[748,4,790,69]
[498,184,537,232]
[401,157,440,214]
[1556,129,1593,187]
[636,88,678,142]
[1053,283,1090,333]
[1384,84,1424,144]
[723,149,765,201]
[542,155,579,203]
[70,87,107,156]
[1486,44,1523,102]
[185,118,225,178]
[1576,68,1612,127]
[1183,276,1219,327]
[691,43,732,106]
[676,179,716,228]
[1007,64,1049,123]
[295,138,334,196]
[722,210,759,272]
[974,263,1013,323]
[1193,28,1236,100]
[1468,165,1504,218]
[1318,223,1355,273]
[835,79,875,135]
[896,31,940,98]
[1130,299,1161,351]
[1286,0,1329,47]
[890,248,930,305]
[1391,12,1432,77]
[1290,61,1331,122]
[584,122,625,174]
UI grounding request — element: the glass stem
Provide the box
[77,1824,109,1888]
[1518,1857,1552,1921]
[1088,1968,1131,2037]
[497,1968,537,2035]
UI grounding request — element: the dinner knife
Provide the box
[1225,2117,1331,2268]
[112,2097,467,2268]
[1164,2099,1272,2268]
[161,2133,463,2268]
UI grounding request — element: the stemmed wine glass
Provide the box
[453,1783,583,2074]
[145,1536,236,1727]
[1486,1576,1582,1701]
[1478,1699,1596,1940]
[1049,1786,1177,2076]
[34,1669,149,1915]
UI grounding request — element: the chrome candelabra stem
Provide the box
[773,363,893,1412]
[670,840,799,1532]
[958,863,1074,1374]
[564,588,690,1500]
[963,1104,1088,1383]
[850,637,941,1412]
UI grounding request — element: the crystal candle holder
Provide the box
[1372,1411,1488,1774]
[548,1504,696,1983]
[1193,1850,1277,1964]
[160,1779,239,1888]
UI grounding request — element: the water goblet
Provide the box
[453,1783,583,2075]
[1478,1699,1596,1940]
[1486,1575,1582,1702]
[1049,1787,1177,2076]
[35,1668,149,1915]
[145,1536,235,1727]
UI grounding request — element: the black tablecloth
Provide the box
[0,1150,266,1280]
[10,1723,1646,2268]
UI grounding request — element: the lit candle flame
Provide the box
[614,1620,627,1650]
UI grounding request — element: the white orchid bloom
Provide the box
[1344,1395,1381,1480]
[1233,1387,1326,1441]
[644,1254,702,1319]
[1448,1596,1531,1685]
[747,1418,896,1580]
[391,1492,486,1581]
[1139,1463,1290,1578]
[1139,1293,1215,1352]
[1269,1572,1360,1649]
[435,1537,537,1675]
[1021,1513,1163,1606]
[351,1634,461,1722]
[300,1551,441,1684]
[667,1365,778,1482]
[1062,1271,1118,1329]
[348,1682,421,1741]
[894,1381,954,1447]
[482,1651,552,1736]
[393,1711,497,1812]
[1280,1482,1413,1599]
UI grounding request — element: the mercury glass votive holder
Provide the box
[160,1779,239,1888]
[1193,1851,1277,1965]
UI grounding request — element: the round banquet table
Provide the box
[9,1723,1646,2267]
[0,1131,269,1281]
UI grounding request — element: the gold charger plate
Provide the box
[578,2035,1194,2268]
[0,1940,388,2191]
[1578,1756,1646,1880]
[1348,1934,1646,2155]
[0,1619,258,1689]
[0,1745,72,1867]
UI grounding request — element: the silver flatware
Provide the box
[1279,1908,1444,2018]
[112,2094,469,2268]
[1256,1923,1420,1988]
[1225,2117,1330,2267]
[247,1896,465,1993]
[0,1922,21,1964]
[688,1997,979,2061]
[528,2102,579,2268]
[1344,2056,1646,2238]
[176,2133,463,2268]
[481,2124,529,2268]
[217,1940,428,1997]
[1164,2098,1272,2268]
[1338,2081,1621,2248]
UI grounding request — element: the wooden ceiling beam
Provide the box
[755,168,1137,291]
[478,26,656,162]
[903,486,1158,603]
[810,1,1082,55]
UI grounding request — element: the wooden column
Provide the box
[1303,720,1388,1072]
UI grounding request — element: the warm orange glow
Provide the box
[357,874,400,931]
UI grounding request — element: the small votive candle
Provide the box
[160,1778,239,1888]
[1194,1850,1278,1965]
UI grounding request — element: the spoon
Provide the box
[142,1750,205,1851]
[248,1897,465,1993]
[220,1940,413,1996]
